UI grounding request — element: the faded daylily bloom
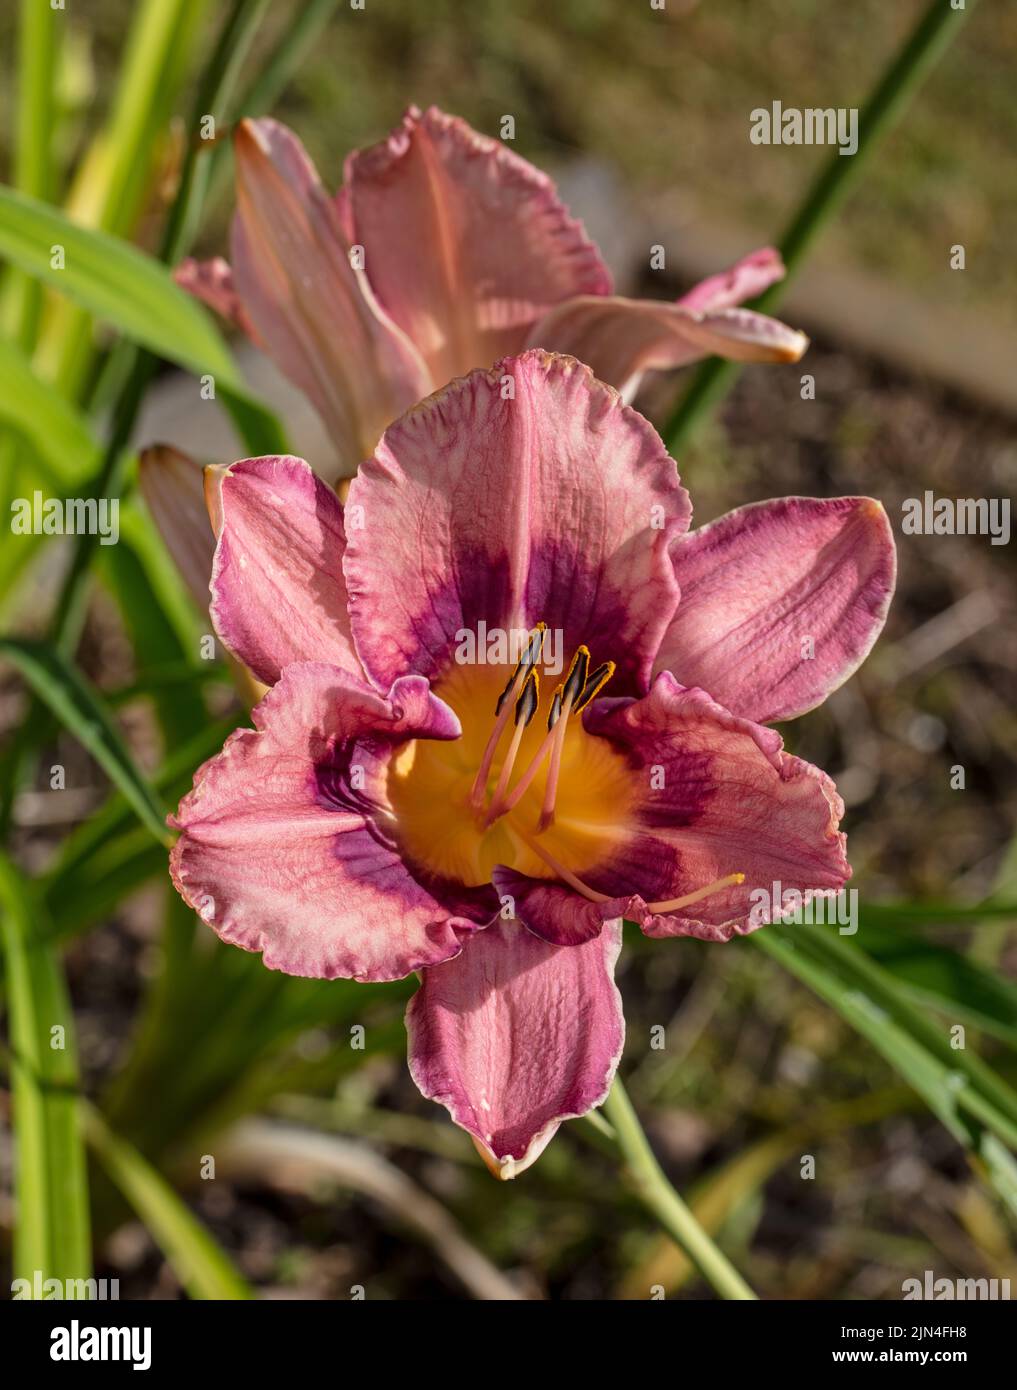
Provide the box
[176,105,808,482]
[168,351,895,1177]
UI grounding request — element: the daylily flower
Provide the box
[169,350,895,1177]
[175,105,808,483]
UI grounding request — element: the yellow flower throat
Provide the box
[388,632,635,888]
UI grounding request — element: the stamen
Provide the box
[489,722,555,819]
[515,668,540,727]
[536,648,594,832]
[536,697,571,833]
[469,624,545,812]
[645,873,745,913]
[494,623,546,713]
[546,687,563,731]
[484,670,540,824]
[489,654,617,827]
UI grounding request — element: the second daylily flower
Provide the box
[169,350,895,1177]
[177,105,808,481]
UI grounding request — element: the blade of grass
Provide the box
[753,926,1017,1216]
[207,0,342,199]
[40,714,238,925]
[96,535,208,746]
[0,637,169,845]
[0,854,91,1292]
[617,1086,913,1299]
[82,1102,252,1300]
[664,0,979,454]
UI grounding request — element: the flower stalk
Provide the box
[602,1076,757,1301]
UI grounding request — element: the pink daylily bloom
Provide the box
[169,351,895,1177]
[176,106,807,478]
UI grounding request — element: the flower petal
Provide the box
[590,676,847,940]
[491,868,605,946]
[406,916,624,1177]
[655,497,897,724]
[344,350,690,695]
[173,256,260,341]
[676,246,786,312]
[499,675,849,945]
[531,296,808,402]
[138,445,216,611]
[343,105,612,386]
[231,118,431,469]
[207,454,362,687]
[169,662,486,982]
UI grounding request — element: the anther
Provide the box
[514,668,540,727]
[546,687,563,731]
[574,660,615,713]
[561,646,589,707]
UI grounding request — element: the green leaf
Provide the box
[798,922,1017,1134]
[0,186,238,384]
[0,854,91,1291]
[83,1103,252,1300]
[862,920,1017,1049]
[42,715,239,940]
[96,530,208,747]
[753,925,1017,1215]
[0,332,100,482]
[0,636,169,845]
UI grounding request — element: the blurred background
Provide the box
[1,0,1015,1300]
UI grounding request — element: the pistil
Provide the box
[517,829,745,915]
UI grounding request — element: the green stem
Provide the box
[663,0,979,455]
[602,1077,757,1300]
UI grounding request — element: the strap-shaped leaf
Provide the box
[0,334,99,482]
[83,1103,252,1300]
[0,637,169,844]
[0,855,92,1292]
[0,186,238,385]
